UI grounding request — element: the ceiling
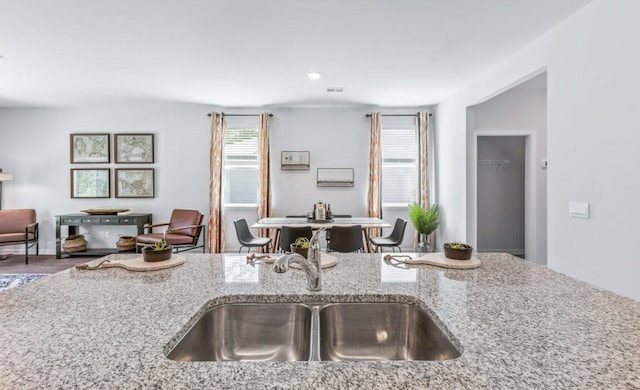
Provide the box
[0,0,592,108]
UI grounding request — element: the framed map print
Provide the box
[115,168,154,198]
[114,133,154,163]
[70,169,110,198]
[70,133,110,163]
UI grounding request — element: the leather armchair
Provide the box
[0,209,39,264]
[136,209,206,253]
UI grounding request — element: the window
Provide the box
[381,128,418,206]
[224,128,259,206]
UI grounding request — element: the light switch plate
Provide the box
[569,202,590,219]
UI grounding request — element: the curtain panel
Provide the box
[367,112,382,238]
[256,112,272,251]
[415,112,431,245]
[208,112,226,253]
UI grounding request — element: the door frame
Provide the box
[471,131,536,261]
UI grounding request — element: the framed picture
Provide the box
[317,168,354,187]
[281,151,310,170]
[115,168,154,198]
[70,169,110,198]
[114,133,154,163]
[70,133,110,163]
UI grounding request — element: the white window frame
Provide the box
[380,126,420,208]
[223,127,260,208]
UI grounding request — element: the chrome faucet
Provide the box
[273,228,323,291]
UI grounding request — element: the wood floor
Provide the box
[0,254,100,274]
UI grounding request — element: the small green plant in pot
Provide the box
[408,203,440,253]
[290,237,310,258]
[142,239,173,262]
[443,242,473,260]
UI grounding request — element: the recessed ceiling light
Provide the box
[307,72,322,80]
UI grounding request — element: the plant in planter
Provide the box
[408,203,440,254]
[290,237,310,258]
[142,239,173,262]
[443,242,473,260]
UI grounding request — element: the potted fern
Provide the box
[142,239,173,262]
[408,203,440,254]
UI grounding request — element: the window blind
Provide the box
[381,128,418,206]
[224,128,259,205]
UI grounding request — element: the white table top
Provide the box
[252,217,391,229]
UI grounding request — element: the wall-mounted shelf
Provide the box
[317,168,354,187]
[281,151,310,170]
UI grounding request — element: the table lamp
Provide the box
[0,169,13,210]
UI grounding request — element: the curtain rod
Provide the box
[207,113,274,117]
[365,113,432,118]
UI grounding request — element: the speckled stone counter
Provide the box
[1,253,639,389]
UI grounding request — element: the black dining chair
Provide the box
[233,218,272,253]
[369,218,407,253]
[279,225,313,253]
[327,225,365,253]
[324,214,351,248]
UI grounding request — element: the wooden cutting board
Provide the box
[75,255,185,272]
[385,252,481,269]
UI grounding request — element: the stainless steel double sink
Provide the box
[167,302,461,362]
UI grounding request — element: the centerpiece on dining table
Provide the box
[307,201,334,222]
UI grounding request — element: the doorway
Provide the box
[476,135,527,258]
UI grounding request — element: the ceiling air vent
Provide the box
[326,87,344,93]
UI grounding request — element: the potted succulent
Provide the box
[142,239,173,262]
[290,237,309,258]
[443,242,473,260]
[408,203,440,254]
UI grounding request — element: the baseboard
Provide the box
[477,248,525,256]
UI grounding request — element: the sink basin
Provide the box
[167,303,312,362]
[167,300,460,362]
[319,303,461,361]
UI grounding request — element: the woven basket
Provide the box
[63,234,87,253]
[116,236,136,251]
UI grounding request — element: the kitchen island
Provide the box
[1,253,639,389]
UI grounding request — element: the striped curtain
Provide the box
[416,112,431,245]
[256,112,271,251]
[418,112,430,209]
[208,112,226,253]
[367,112,382,238]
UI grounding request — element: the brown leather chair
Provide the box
[327,225,365,253]
[0,209,39,264]
[136,209,206,253]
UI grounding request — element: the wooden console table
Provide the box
[55,213,152,259]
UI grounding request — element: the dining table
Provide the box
[251,217,391,253]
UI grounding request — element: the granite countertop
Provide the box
[1,253,639,389]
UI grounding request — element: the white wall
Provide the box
[470,85,548,263]
[0,103,212,253]
[0,104,430,254]
[435,0,640,300]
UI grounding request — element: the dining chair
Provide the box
[324,214,351,248]
[369,218,407,253]
[233,218,272,253]
[136,209,206,253]
[327,225,365,253]
[279,225,313,253]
